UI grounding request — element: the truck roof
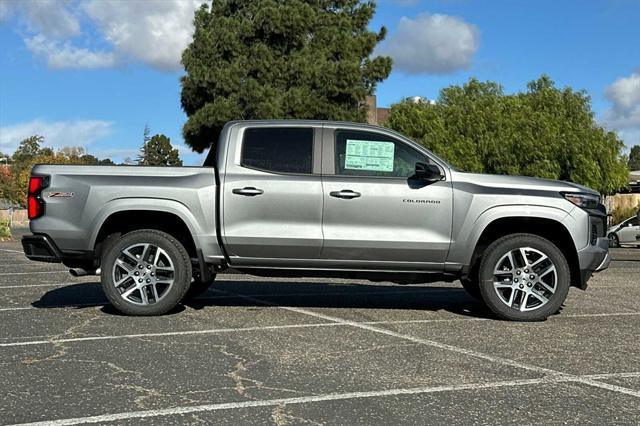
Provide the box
[223,119,389,130]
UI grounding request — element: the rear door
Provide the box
[221,125,324,265]
[320,126,453,270]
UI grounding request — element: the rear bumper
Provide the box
[21,234,62,263]
[577,236,610,288]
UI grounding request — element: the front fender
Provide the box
[447,204,572,266]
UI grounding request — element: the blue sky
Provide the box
[1,0,639,165]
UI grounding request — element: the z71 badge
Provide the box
[48,192,74,198]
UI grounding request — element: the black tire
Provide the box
[478,233,570,322]
[101,229,192,316]
[608,233,619,248]
[460,278,482,301]
[184,275,216,300]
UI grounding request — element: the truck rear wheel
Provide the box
[101,229,192,316]
[478,233,570,321]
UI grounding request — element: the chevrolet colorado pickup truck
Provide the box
[22,120,610,321]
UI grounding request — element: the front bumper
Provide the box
[577,236,610,288]
[22,234,63,263]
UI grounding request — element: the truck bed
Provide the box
[29,165,220,258]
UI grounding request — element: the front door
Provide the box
[221,126,324,265]
[618,216,640,244]
[320,128,453,270]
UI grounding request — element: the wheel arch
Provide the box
[465,215,580,288]
[91,200,201,260]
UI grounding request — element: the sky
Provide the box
[1,0,639,166]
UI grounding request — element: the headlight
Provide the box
[563,192,600,210]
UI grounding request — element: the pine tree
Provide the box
[138,134,182,166]
[180,0,392,152]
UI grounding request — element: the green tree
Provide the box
[386,76,629,194]
[138,134,182,166]
[181,0,392,152]
[12,135,44,164]
[97,158,116,166]
[629,145,640,171]
[1,137,117,207]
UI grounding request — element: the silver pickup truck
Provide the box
[22,120,610,321]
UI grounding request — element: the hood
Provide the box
[451,172,600,196]
[607,224,621,234]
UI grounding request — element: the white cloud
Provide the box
[602,70,640,150]
[2,0,80,38]
[82,0,206,71]
[0,119,114,154]
[0,1,13,21]
[604,71,640,130]
[607,72,640,111]
[377,12,480,74]
[3,0,207,71]
[25,35,116,69]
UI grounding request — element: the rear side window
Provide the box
[241,127,313,174]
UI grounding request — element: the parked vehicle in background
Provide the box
[608,215,640,247]
[21,120,610,321]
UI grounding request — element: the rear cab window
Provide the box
[241,127,313,174]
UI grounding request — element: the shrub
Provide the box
[611,203,640,226]
[0,219,11,241]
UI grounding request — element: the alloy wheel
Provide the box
[111,243,175,305]
[492,247,557,312]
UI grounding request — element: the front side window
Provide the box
[335,130,425,178]
[241,127,313,174]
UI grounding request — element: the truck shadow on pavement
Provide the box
[31,280,495,319]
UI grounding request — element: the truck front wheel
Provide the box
[478,233,570,321]
[101,229,192,316]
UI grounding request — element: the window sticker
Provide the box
[344,139,395,172]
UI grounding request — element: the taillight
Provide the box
[27,176,48,220]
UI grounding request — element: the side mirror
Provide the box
[414,162,444,181]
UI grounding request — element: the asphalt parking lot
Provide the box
[1,232,639,425]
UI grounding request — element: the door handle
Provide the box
[330,189,361,199]
[232,187,264,196]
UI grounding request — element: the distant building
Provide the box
[365,95,390,126]
[365,95,434,126]
[630,170,640,193]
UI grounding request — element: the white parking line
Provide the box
[0,322,342,347]
[0,248,23,253]
[0,263,55,267]
[584,371,640,380]
[1,309,638,345]
[10,372,640,426]
[211,288,640,399]
[0,282,84,289]
[0,270,70,276]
